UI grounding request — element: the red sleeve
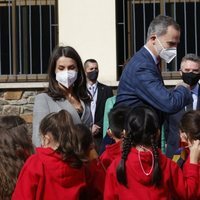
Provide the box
[182,158,200,199]
[12,156,44,200]
[100,151,112,170]
[104,161,119,200]
[169,159,199,200]
[84,159,106,200]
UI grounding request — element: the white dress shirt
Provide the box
[87,82,98,122]
[191,83,199,110]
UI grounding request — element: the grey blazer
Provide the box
[32,93,92,147]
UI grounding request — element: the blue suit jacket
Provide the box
[115,46,192,123]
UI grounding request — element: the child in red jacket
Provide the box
[12,110,87,200]
[177,110,200,198]
[100,106,128,169]
[104,106,200,200]
[74,124,106,200]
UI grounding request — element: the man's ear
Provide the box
[151,34,156,40]
[150,34,157,44]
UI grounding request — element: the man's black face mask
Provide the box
[182,72,200,86]
[87,70,99,81]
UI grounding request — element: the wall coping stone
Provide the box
[0,79,185,89]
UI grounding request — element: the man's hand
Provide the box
[91,124,101,136]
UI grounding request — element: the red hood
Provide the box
[105,141,122,159]
[125,148,167,186]
[36,147,85,188]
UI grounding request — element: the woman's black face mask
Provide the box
[182,72,200,86]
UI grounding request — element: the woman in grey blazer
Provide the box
[32,46,92,147]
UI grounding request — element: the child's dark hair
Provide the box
[39,110,82,168]
[0,115,34,199]
[74,123,93,159]
[116,105,161,187]
[179,110,200,141]
[108,105,128,139]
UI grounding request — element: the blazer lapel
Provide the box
[142,47,164,85]
[96,83,103,109]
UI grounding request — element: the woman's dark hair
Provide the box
[179,110,200,141]
[74,123,93,160]
[39,110,83,168]
[108,105,128,139]
[0,116,34,199]
[47,46,90,102]
[116,105,161,187]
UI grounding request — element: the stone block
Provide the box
[27,96,35,104]
[8,75,17,82]
[162,72,171,80]
[9,99,28,105]
[23,91,38,98]
[17,74,27,82]
[27,74,37,82]
[23,104,34,113]
[2,105,20,115]
[4,91,23,100]
[171,71,181,79]
[37,74,48,81]
[20,113,33,123]
[0,75,8,82]
[0,99,9,105]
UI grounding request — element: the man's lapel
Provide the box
[96,83,103,109]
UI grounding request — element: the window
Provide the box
[0,0,58,76]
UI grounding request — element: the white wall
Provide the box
[58,0,117,85]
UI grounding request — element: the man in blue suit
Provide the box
[115,15,192,125]
[164,54,200,158]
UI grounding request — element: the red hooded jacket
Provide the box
[104,148,199,200]
[12,148,87,200]
[100,141,122,169]
[183,156,200,199]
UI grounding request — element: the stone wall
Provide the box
[0,89,44,133]
[0,87,117,122]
